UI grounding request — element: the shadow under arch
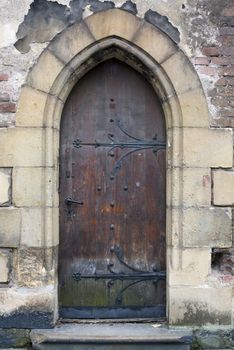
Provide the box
[44,36,181,131]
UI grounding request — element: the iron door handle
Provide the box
[65,197,84,206]
[65,196,84,218]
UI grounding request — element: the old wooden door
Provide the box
[59,59,166,319]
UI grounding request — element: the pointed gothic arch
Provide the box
[14,9,229,325]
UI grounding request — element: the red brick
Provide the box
[211,97,229,108]
[202,46,220,57]
[216,86,234,96]
[220,26,234,35]
[0,93,10,102]
[219,35,234,46]
[220,67,234,76]
[211,57,233,65]
[194,57,210,65]
[229,97,234,106]
[197,66,217,76]
[0,102,16,113]
[216,77,234,86]
[222,8,234,16]
[221,46,234,55]
[220,108,234,117]
[0,73,9,81]
[211,116,234,128]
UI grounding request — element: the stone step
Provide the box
[31,323,193,350]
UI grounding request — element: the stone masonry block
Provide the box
[27,49,65,94]
[166,88,209,127]
[21,207,58,247]
[168,247,211,286]
[0,129,14,167]
[21,208,43,247]
[44,207,59,247]
[133,22,177,64]
[13,128,45,167]
[213,170,234,205]
[17,247,57,287]
[13,167,56,207]
[0,285,56,328]
[44,95,64,130]
[183,128,233,168]
[169,167,211,207]
[49,20,94,65]
[0,208,21,247]
[0,249,10,283]
[183,168,211,207]
[182,207,232,248]
[0,128,49,167]
[16,86,48,127]
[162,50,201,95]
[169,286,232,325]
[0,168,12,206]
[85,9,141,42]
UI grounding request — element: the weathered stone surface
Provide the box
[0,310,54,330]
[30,323,192,347]
[169,168,211,207]
[0,129,14,167]
[48,20,94,64]
[0,328,31,348]
[166,88,210,128]
[17,247,57,287]
[162,51,201,95]
[21,207,59,247]
[212,248,234,275]
[170,286,232,325]
[27,50,65,93]
[13,167,56,207]
[0,208,21,247]
[0,128,48,167]
[31,343,190,350]
[183,128,233,168]
[133,22,177,64]
[182,207,232,248]
[0,168,11,206]
[16,86,48,127]
[0,285,56,329]
[213,170,234,205]
[0,249,10,283]
[144,9,180,44]
[168,247,211,286]
[85,9,141,42]
[193,328,234,349]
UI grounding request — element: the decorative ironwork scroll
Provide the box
[73,119,166,176]
[73,245,166,306]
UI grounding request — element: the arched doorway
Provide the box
[58,59,166,319]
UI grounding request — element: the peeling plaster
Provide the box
[144,9,180,44]
[15,0,182,53]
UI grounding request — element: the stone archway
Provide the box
[5,8,232,327]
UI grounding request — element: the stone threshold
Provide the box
[30,323,193,346]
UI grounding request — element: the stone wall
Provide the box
[0,0,233,348]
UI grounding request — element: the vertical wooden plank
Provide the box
[59,60,166,318]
